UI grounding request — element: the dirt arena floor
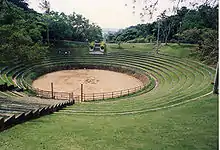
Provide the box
[32,69,144,95]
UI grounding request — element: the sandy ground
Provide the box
[32,69,143,95]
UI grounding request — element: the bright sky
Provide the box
[27,0,191,29]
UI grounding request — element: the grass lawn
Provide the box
[107,43,155,53]
[160,44,197,58]
[0,43,217,150]
[0,95,217,150]
[107,43,197,58]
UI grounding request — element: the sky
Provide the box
[27,0,206,29]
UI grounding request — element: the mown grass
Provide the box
[160,43,197,58]
[107,43,197,58]
[107,43,155,53]
[0,42,217,150]
[0,95,217,150]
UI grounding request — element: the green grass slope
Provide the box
[0,95,217,150]
[0,43,218,150]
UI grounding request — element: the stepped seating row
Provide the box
[48,52,214,115]
[0,50,215,117]
[0,99,75,131]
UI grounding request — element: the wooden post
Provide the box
[213,63,219,94]
[103,93,104,100]
[81,84,83,102]
[51,82,54,99]
[112,92,113,98]
[120,90,122,97]
[93,93,95,101]
[128,89,129,95]
[72,92,73,101]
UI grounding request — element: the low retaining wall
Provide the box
[0,99,75,132]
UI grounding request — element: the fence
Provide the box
[21,79,80,101]
[33,85,145,102]
[82,85,144,101]
[35,88,80,101]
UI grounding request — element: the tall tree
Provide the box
[0,1,48,62]
[7,0,29,10]
[39,0,50,13]
[126,0,218,21]
[158,10,173,45]
[39,0,50,44]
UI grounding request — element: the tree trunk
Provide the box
[47,26,50,44]
[156,21,160,54]
[165,24,171,45]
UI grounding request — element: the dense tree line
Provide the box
[107,4,218,65]
[0,0,103,63]
[47,11,103,42]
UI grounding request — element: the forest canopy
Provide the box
[0,0,103,62]
[107,4,218,65]
[0,0,218,65]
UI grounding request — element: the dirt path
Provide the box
[32,69,144,95]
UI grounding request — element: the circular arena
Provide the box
[0,47,215,115]
[0,43,217,149]
[32,69,145,95]
[0,1,218,149]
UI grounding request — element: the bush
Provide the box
[177,28,202,44]
[198,29,218,65]
[145,35,155,43]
